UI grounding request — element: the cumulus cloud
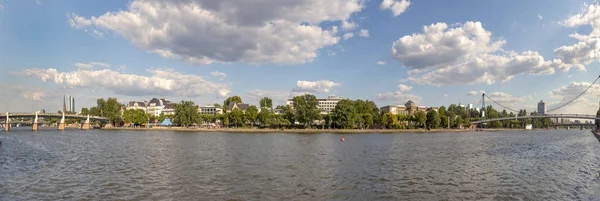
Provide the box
[547,81,600,114]
[376,61,386,65]
[393,21,564,86]
[358,29,369,37]
[75,62,111,69]
[210,71,227,80]
[467,90,486,96]
[380,0,410,16]
[68,0,365,65]
[485,92,525,110]
[293,80,341,93]
[341,20,357,31]
[375,91,421,104]
[538,15,543,20]
[22,68,231,98]
[555,4,600,71]
[343,33,354,40]
[397,84,412,91]
[1,85,52,102]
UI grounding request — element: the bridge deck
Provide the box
[470,114,598,124]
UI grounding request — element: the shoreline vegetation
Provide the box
[101,127,553,133]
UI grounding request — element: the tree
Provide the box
[414,111,427,128]
[229,108,245,127]
[426,110,440,129]
[245,105,259,126]
[331,99,357,129]
[281,105,295,125]
[382,112,398,129]
[213,103,221,109]
[292,94,320,128]
[80,108,90,116]
[259,97,273,110]
[94,98,122,126]
[438,106,446,117]
[258,109,271,126]
[361,114,374,129]
[223,96,242,111]
[173,101,199,128]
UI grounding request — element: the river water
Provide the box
[1,128,600,200]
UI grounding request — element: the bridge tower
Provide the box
[57,112,65,130]
[81,115,91,130]
[4,112,9,132]
[480,93,486,129]
[32,111,39,131]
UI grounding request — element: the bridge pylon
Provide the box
[81,115,91,130]
[57,112,65,130]
[32,111,39,131]
[4,112,9,132]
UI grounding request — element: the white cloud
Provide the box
[343,33,354,40]
[358,29,369,37]
[554,4,600,72]
[35,0,42,6]
[210,71,227,80]
[538,15,543,20]
[568,75,573,79]
[22,68,231,98]
[485,92,526,110]
[341,20,357,31]
[375,91,421,104]
[1,85,52,102]
[119,65,127,71]
[380,0,410,17]
[376,61,386,65]
[397,84,412,91]
[244,89,290,105]
[444,94,448,97]
[547,81,600,114]
[68,0,365,65]
[393,21,561,86]
[293,80,341,93]
[0,4,4,10]
[467,90,485,96]
[75,62,111,69]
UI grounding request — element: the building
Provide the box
[72,98,75,113]
[537,100,546,115]
[467,104,474,110]
[199,106,223,115]
[286,95,344,114]
[126,101,148,113]
[147,98,171,116]
[161,103,176,115]
[380,100,439,115]
[226,102,250,113]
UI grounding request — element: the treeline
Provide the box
[80,96,551,129]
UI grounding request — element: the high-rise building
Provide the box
[63,95,67,113]
[68,96,72,112]
[537,100,546,115]
[72,98,75,113]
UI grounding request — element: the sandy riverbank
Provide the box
[100,127,540,133]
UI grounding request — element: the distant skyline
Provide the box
[1,0,600,114]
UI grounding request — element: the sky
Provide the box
[1,0,600,114]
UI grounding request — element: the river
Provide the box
[1,128,600,200]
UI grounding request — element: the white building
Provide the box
[467,104,474,110]
[199,106,223,115]
[286,95,344,114]
[537,100,546,115]
[126,101,148,113]
[147,98,171,116]
[161,103,176,115]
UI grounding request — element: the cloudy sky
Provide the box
[1,0,600,114]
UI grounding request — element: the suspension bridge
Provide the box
[470,75,600,128]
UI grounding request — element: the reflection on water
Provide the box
[1,128,600,200]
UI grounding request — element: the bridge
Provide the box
[470,75,600,129]
[1,112,108,132]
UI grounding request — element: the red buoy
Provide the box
[340,135,345,142]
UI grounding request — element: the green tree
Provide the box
[213,103,221,109]
[80,107,90,115]
[331,99,357,129]
[414,111,427,128]
[96,98,123,126]
[438,106,446,117]
[293,94,320,128]
[245,105,259,126]
[258,109,271,126]
[382,112,398,129]
[259,97,273,110]
[173,101,199,128]
[223,96,242,111]
[229,108,245,127]
[281,105,295,125]
[89,107,101,116]
[426,110,440,129]
[361,114,374,129]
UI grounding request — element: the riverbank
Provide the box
[101,127,542,133]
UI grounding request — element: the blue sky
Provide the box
[1,0,600,114]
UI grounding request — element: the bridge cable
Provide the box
[546,75,600,113]
[483,94,520,113]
